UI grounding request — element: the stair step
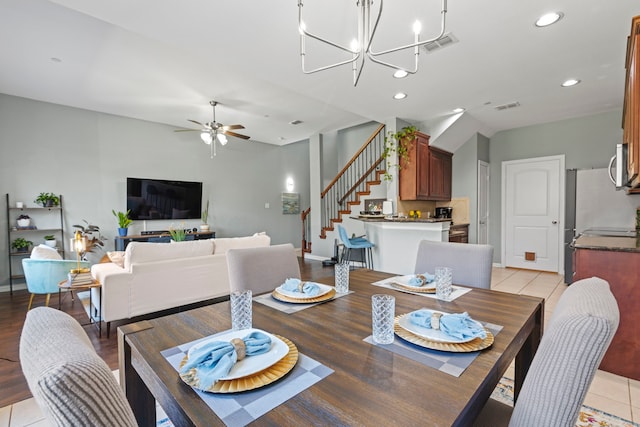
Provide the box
[356,191,371,196]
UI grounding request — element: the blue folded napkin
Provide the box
[407,273,435,287]
[409,309,487,341]
[180,331,272,389]
[281,278,321,296]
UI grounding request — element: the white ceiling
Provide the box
[0,0,638,148]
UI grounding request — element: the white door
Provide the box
[503,156,564,272]
[477,161,490,244]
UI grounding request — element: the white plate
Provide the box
[275,282,333,299]
[397,311,482,344]
[391,274,434,287]
[186,328,289,380]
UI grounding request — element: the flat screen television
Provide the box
[126,177,203,220]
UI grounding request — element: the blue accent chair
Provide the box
[337,225,374,269]
[22,258,90,310]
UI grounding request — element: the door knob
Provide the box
[552,220,558,224]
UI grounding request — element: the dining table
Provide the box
[118,269,544,426]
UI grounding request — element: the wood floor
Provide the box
[0,257,335,408]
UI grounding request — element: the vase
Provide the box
[44,239,56,248]
[118,227,128,237]
[17,218,30,228]
[200,224,210,232]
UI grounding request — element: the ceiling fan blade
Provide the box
[174,128,200,132]
[222,124,245,130]
[224,130,251,140]
[188,119,204,126]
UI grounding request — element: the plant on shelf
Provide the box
[201,200,210,232]
[34,192,60,207]
[72,220,104,258]
[112,209,133,237]
[16,214,31,228]
[43,234,57,248]
[169,223,187,242]
[382,125,418,181]
[11,237,33,253]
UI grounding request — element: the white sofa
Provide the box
[90,233,271,335]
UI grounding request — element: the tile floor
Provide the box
[1,267,638,426]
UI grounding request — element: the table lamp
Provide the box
[70,230,90,274]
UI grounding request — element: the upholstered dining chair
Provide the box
[22,258,90,310]
[20,306,138,427]
[413,240,493,288]
[227,243,301,295]
[473,276,619,427]
[337,224,375,269]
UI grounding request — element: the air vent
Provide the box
[494,102,521,111]
[289,120,303,125]
[422,33,458,53]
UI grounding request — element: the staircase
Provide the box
[320,123,386,239]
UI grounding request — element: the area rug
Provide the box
[491,377,639,427]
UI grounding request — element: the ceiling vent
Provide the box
[494,101,521,111]
[289,120,303,125]
[422,33,458,53]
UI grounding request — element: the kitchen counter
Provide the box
[353,216,451,223]
[572,234,640,253]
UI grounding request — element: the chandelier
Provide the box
[298,0,449,86]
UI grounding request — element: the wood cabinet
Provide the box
[399,132,453,201]
[449,223,469,243]
[623,15,640,189]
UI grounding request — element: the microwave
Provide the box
[608,143,629,190]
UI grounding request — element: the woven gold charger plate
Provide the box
[179,335,298,393]
[272,288,336,304]
[390,281,436,294]
[393,317,494,352]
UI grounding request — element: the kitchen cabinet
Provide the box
[449,223,469,243]
[623,15,640,189]
[399,131,453,201]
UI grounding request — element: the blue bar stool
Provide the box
[337,225,374,269]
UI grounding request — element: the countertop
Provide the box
[352,216,451,223]
[572,234,640,253]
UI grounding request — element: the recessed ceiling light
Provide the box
[452,107,465,113]
[535,12,564,27]
[561,78,581,87]
[393,92,407,100]
[393,69,408,79]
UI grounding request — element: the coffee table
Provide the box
[58,279,102,337]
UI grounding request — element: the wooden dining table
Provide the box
[118,269,544,426]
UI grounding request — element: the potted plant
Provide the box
[44,235,57,248]
[169,222,187,242]
[382,125,418,181]
[17,214,31,228]
[11,237,32,253]
[34,192,60,207]
[112,210,133,236]
[200,200,210,232]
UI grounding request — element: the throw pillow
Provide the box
[30,244,63,260]
[106,251,125,268]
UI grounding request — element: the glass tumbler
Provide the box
[371,294,395,344]
[435,267,453,301]
[230,290,252,330]
[334,261,350,293]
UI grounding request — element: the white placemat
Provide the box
[372,276,472,301]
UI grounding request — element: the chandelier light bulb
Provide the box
[413,20,422,35]
[350,39,360,52]
[217,133,228,145]
[200,131,213,145]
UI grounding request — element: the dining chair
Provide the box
[337,224,374,269]
[20,306,138,427]
[473,276,620,427]
[22,258,90,310]
[227,243,301,295]
[413,240,493,288]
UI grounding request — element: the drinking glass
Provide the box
[334,261,350,293]
[435,267,453,301]
[230,290,252,330]
[371,294,395,344]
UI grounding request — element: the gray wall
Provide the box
[452,134,480,243]
[488,109,623,262]
[0,94,310,286]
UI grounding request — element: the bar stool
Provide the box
[337,225,374,269]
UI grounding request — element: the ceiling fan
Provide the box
[175,100,250,157]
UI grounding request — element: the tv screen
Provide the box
[126,177,203,220]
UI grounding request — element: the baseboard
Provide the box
[0,283,26,293]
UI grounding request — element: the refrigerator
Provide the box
[564,168,640,283]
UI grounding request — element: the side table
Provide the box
[58,279,102,337]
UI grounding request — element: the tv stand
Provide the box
[114,230,215,251]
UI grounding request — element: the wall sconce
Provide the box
[286,177,295,192]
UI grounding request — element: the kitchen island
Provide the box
[352,217,450,274]
[572,233,640,380]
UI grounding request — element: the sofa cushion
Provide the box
[213,232,271,255]
[30,244,63,260]
[124,239,214,270]
[106,251,125,268]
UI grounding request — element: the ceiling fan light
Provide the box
[217,133,228,145]
[200,131,213,145]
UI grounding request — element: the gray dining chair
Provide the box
[473,276,619,427]
[20,306,137,427]
[227,243,301,295]
[414,240,494,289]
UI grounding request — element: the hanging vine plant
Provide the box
[383,125,418,181]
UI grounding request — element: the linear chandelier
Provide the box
[298,0,449,86]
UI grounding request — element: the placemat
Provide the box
[253,290,352,314]
[162,331,334,427]
[372,277,472,301]
[364,321,502,377]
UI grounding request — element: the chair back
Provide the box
[227,243,301,295]
[22,258,90,294]
[414,240,493,288]
[20,307,137,427]
[509,277,619,426]
[337,225,354,248]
